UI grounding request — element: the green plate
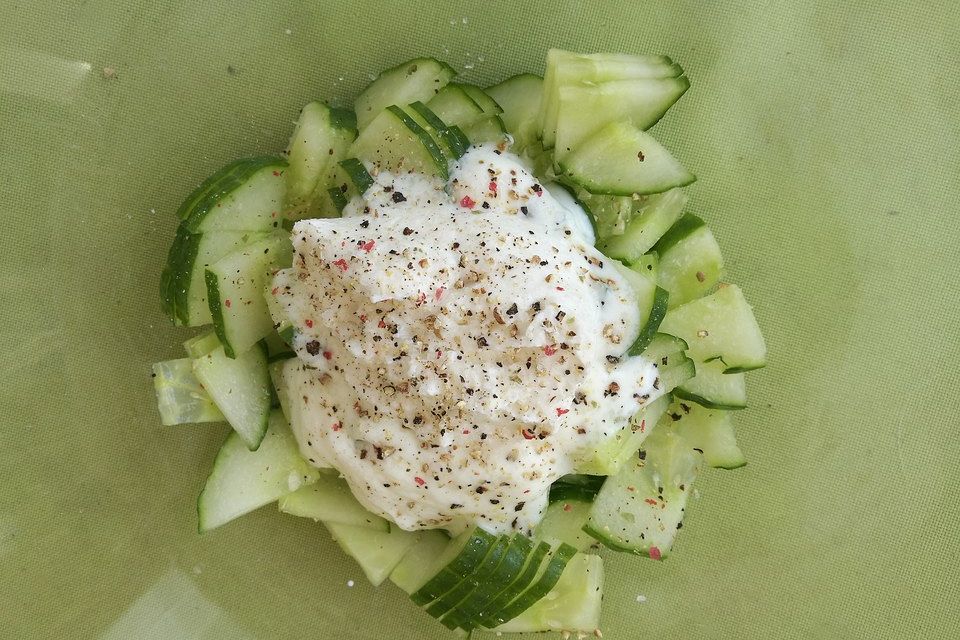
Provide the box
[2,1,958,638]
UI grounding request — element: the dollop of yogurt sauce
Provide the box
[272,145,661,534]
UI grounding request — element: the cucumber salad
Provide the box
[154,50,766,635]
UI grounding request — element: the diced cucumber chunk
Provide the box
[485,73,543,152]
[411,527,498,606]
[463,114,507,146]
[152,358,224,426]
[192,341,271,450]
[278,474,388,530]
[600,188,688,262]
[426,536,512,620]
[161,227,273,326]
[197,410,321,532]
[456,83,502,115]
[659,284,767,371]
[493,553,603,633]
[554,75,689,159]
[674,358,747,410]
[487,543,577,628]
[535,500,596,552]
[349,105,449,178]
[576,393,671,476]
[390,529,453,594]
[667,399,746,469]
[284,102,356,215]
[559,121,695,195]
[584,413,701,557]
[325,521,422,586]
[177,157,287,233]
[205,233,292,358]
[355,57,455,130]
[653,212,724,307]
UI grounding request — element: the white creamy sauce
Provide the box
[272,145,661,534]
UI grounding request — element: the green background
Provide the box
[2,1,958,638]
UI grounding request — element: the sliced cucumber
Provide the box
[463,114,507,145]
[487,543,577,627]
[407,101,468,160]
[473,540,551,629]
[642,331,688,360]
[192,341,271,450]
[577,191,634,238]
[349,105,449,178]
[278,474,389,530]
[600,188,688,262]
[390,529,453,594]
[576,393,671,476]
[554,76,689,158]
[268,358,291,420]
[612,260,668,355]
[535,500,596,552]
[152,358,224,426]
[674,358,747,410]
[354,57,455,129]
[205,233,292,358]
[177,157,287,233]
[338,157,375,193]
[559,121,694,196]
[493,553,603,634]
[659,284,766,371]
[426,84,486,129]
[284,102,356,215]
[326,522,421,586]
[485,74,543,151]
[631,251,659,280]
[263,330,295,362]
[183,330,220,359]
[584,414,701,557]
[657,351,697,393]
[425,536,512,620]
[410,527,498,606]
[548,474,606,503]
[455,83,502,115]
[653,213,724,307]
[161,227,272,326]
[197,409,320,532]
[667,399,746,469]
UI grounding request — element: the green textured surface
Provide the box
[1,1,958,638]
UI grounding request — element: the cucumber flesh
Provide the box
[463,114,507,145]
[576,393,671,476]
[338,157,375,193]
[406,101,468,160]
[354,57,455,129]
[611,260,667,355]
[559,121,695,196]
[657,351,697,393]
[487,543,577,627]
[177,157,287,233]
[600,188,688,262]
[659,284,766,371]
[390,529,453,594]
[674,358,747,410]
[183,330,220,358]
[205,233,292,358]
[197,410,320,532]
[666,399,746,469]
[284,102,356,215]
[492,553,603,633]
[455,83,502,115]
[473,540,551,629]
[654,214,725,307]
[535,500,596,552]
[278,474,389,530]
[326,522,422,586]
[485,73,543,152]
[192,341,271,450]
[548,474,606,503]
[426,84,486,129]
[426,536,512,620]
[410,527,498,606]
[152,358,224,426]
[349,105,449,178]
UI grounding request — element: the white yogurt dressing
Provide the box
[272,145,661,534]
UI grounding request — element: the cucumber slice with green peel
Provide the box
[455,83,502,115]
[674,358,747,410]
[463,114,507,145]
[653,214,725,307]
[487,542,578,627]
[471,540,551,629]
[354,57,455,130]
[406,101,469,159]
[197,410,321,532]
[426,84,486,129]
[349,105,449,178]
[183,330,220,359]
[628,286,669,356]
[584,415,701,557]
[161,227,274,326]
[554,76,689,159]
[263,330,295,362]
[657,351,697,393]
[548,474,606,503]
[338,157,375,193]
[642,332,688,361]
[577,191,633,239]
[426,536,512,620]
[559,121,695,196]
[535,501,596,552]
[152,358,225,426]
[600,188,688,262]
[284,102,356,215]
[176,157,287,233]
[631,251,659,280]
[192,341,271,450]
[485,73,543,152]
[492,553,603,634]
[576,393,671,476]
[659,284,766,371]
[442,535,534,630]
[411,527,498,606]
[279,474,388,529]
[667,399,746,469]
[325,521,422,586]
[205,233,293,358]
[390,529,453,594]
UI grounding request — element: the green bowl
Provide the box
[2,1,958,638]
